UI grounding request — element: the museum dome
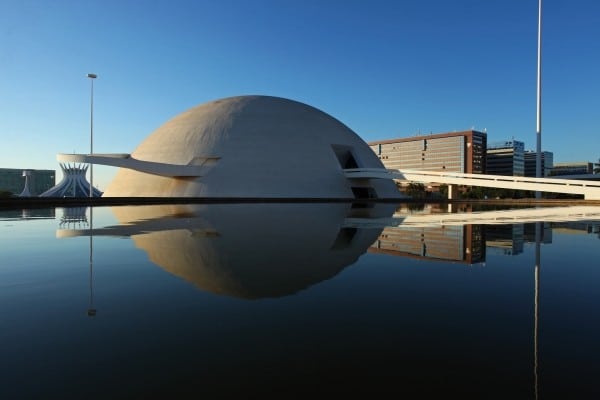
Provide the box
[102,95,402,199]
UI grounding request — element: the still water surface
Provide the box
[1,203,600,399]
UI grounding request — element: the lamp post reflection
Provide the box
[87,207,96,317]
[534,221,541,399]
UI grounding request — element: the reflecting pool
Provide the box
[1,203,600,399]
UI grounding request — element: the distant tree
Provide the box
[462,186,486,199]
[438,184,448,198]
[407,202,425,211]
[406,182,426,199]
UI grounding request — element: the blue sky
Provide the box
[1,0,599,190]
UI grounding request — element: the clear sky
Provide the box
[1,0,599,190]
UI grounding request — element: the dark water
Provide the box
[1,203,599,399]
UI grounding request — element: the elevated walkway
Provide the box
[344,168,600,200]
[58,153,219,178]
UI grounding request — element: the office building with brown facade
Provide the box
[368,130,487,174]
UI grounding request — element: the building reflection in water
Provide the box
[553,221,600,235]
[59,206,88,228]
[54,202,600,398]
[362,205,600,400]
[54,207,96,316]
[486,223,553,256]
[0,208,56,220]
[366,204,600,265]
[371,224,486,265]
[368,203,485,265]
[486,224,524,255]
[58,202,396,299]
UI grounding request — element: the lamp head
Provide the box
[87,73,97,79]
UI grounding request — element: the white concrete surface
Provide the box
[345,168,600,200]
[96,95,402,199]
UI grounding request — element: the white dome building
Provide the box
[68,95,402,199]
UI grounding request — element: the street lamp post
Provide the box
[87,73,97,198]
[535,0,542,198]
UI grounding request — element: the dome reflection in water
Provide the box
[67,202,396,299]
[18,203,600,398]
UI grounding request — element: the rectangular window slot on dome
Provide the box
[188,156,220,166]
[331,145,360,169]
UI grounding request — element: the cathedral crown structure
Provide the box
[39,163,102,198]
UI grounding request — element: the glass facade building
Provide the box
[551,162,594,176]
[486,140,525,176]
[0,168,55,196]
[524,150,554,177]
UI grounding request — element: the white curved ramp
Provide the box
[58,153,216,178]
[344,168,600,200]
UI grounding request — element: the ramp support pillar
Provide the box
[448,184,459,200]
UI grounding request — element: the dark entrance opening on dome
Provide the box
[351,187,377,199]
[332,145,360,169]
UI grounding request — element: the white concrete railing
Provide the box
[344,168,600,200]
[343,205,600,228]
